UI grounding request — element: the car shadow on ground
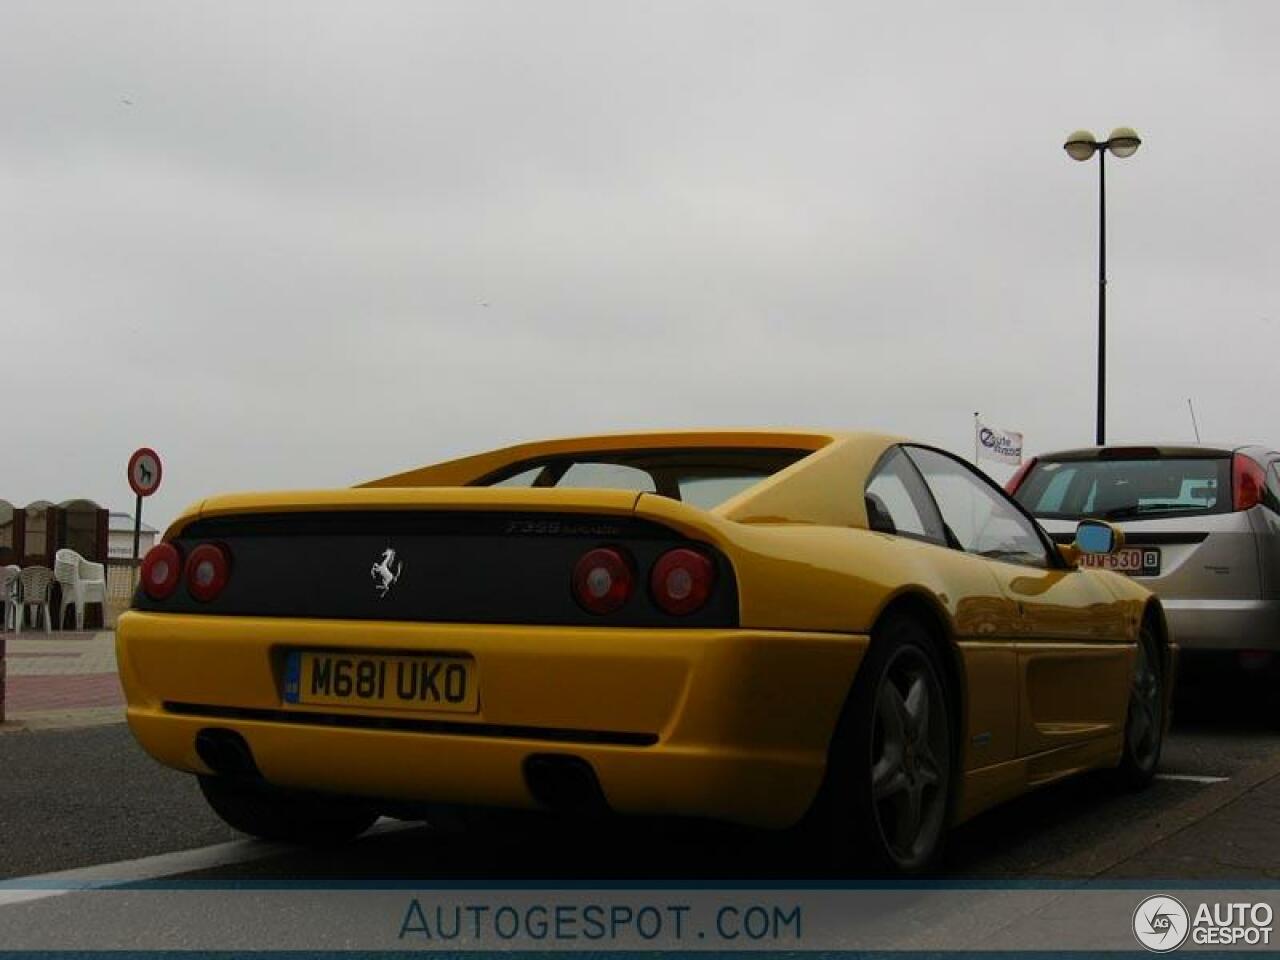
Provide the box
[187,777,1198,885]
[173,663,1278,885]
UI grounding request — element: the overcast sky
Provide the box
[3,0,1277,530]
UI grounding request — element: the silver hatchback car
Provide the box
[1007,443,1280,656]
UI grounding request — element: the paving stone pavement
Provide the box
[1,631,123,731]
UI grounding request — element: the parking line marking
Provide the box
[1154,773,1230,784]
[0,818,419,908]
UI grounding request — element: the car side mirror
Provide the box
[1056,519,1125,568]
[1075,519,1125,555]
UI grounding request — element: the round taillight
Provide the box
[572,547,634,615]
[140,543,183,600]
[185,543,231,602]
[650,548,716,616]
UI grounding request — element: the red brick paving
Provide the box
[5,673,124,712]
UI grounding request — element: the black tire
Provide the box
[1114,622,1165,788]
[812,614,955,874]
[198,776,378,845]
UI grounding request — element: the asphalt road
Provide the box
[2,674,1278,884]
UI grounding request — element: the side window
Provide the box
[864,448,947,544]
[904,446,1049,568]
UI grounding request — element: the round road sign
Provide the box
[128,447,163,498]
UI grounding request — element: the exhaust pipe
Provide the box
[195,728,261,780]
[523,754,608,815]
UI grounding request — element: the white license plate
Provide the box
[1080,546,1160,576]
[283,651,478,713]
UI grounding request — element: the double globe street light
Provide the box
[1063,127,1142,446]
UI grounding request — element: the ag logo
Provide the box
[1133,895,1190,952]
[370,547,403,598]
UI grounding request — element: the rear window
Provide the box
[1014,457,1230,521]
[475,448,809,509]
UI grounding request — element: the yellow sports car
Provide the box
[117,430,1174,871]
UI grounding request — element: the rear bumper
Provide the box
[116,612,867,829]
[1162,598,1280,651]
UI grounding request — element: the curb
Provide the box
[0,706,126,734]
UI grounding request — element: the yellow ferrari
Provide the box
[117,430,1175,871]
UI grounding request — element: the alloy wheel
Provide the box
[868,646,950,867]
[1126,634,1162,770]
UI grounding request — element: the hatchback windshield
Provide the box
[1014,456,1230,521]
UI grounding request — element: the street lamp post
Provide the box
[1064,127,1141,446]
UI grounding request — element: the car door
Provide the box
[902,446,1132,760]
[865,448,1021,772]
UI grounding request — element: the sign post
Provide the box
[127,448,163,587]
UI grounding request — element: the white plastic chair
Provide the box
[54,548,107,631]
[16,565,53,633]
[1,565,20,631]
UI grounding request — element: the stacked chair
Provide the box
[53,549,108,631]
[1,565,20,631]
[15,565,54,633]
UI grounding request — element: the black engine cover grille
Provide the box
[133,511,738,628]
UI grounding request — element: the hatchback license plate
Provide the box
[1080,546,1160,576]
[284,651,478,713]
